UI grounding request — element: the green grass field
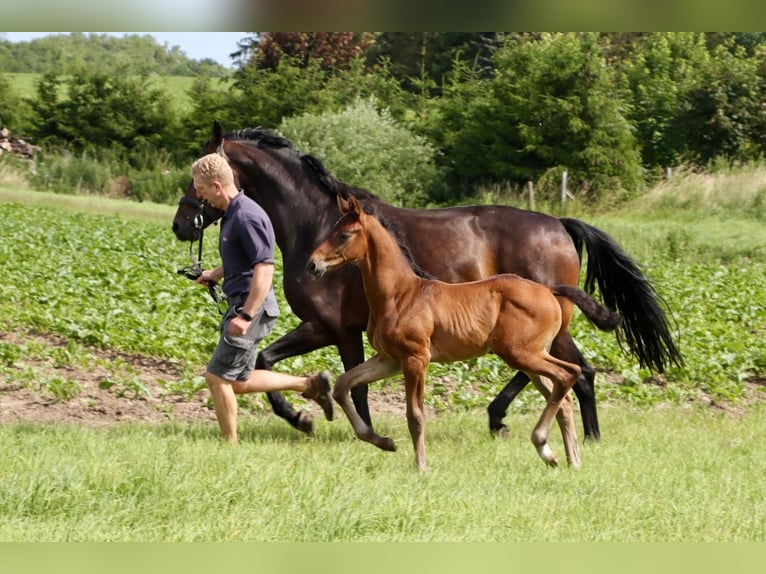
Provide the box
[2,406,765,541]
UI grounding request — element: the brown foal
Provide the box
[307,195,621,471]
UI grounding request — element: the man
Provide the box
[190,153,333,443]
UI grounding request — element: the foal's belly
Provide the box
[429,339,490,363]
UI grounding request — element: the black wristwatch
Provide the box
[236,307,254,321]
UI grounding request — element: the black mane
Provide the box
[225,128,379,202]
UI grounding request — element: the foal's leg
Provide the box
[402,355,429,471]
[333,354,401,451]
[525,358,581,468]
[528,375,579,468]
[556,392,580,468]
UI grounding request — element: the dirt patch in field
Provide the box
[0,329,412,430]
[1,329,762,430]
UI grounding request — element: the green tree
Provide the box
[436,33,642,202]
[677,40,763,165]
[0,73,23,131]
[621,33,709,171]
[366,33,499,97]
[417,55,492,201]
[28,70,179,165]
[233,33,373,71]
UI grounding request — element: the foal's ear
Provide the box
[337,193,361,216]
[337,193,350,214]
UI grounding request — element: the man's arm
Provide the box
[228,262,274,335]
[239,262,274,318]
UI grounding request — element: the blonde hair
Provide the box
[190,153,235,186]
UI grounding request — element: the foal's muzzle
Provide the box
[306,259,325,278]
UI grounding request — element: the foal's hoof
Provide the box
[295,410,314,435]
[490,423,509,439]
[545,457,559,468]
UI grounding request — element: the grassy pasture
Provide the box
[2,406,765,541]
[1,172,766,541]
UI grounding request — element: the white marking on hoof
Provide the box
[537,443,556,464]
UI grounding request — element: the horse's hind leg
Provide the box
[565,342,599,441]
[487,370,530,438]
[334,355,400,452]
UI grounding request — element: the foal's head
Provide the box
[306,195,368,278]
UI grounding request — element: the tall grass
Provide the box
[1,406,764,541]
[629,163,766,220]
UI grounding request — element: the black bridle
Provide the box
[176,196,225,312]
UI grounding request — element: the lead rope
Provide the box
[176,201,226,314]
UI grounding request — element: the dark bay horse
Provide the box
[307,195,622,470]
[172,122,683,439]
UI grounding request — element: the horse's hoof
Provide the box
[490,423,509,439]
[380,437,397,452]
[546,457,559,468]
[295,410,314,435]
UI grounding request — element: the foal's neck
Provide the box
[358,218,420,305]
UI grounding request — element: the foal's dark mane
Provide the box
[226,128,379,202]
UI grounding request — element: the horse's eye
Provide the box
[339,232,351,243]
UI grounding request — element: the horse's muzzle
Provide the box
[172,219,202,242]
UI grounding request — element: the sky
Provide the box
[2,32,249,68]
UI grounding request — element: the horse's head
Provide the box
[171,121,227,241]
[307,194,367,278]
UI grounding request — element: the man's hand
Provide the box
[196,269,220,286]
[227,314,252,336]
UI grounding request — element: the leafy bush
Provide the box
[30,151,114,195]
[279,96,442,207]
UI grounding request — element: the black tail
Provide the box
[552,285,622,332]
[560,218,684,373]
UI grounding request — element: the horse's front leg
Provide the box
[333,354,400,452]
[257,321,340,435]
[402,355,429,471]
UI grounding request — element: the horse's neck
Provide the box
[358,219,419,309]
[234,151,335,258]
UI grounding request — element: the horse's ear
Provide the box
[211,121,228,159]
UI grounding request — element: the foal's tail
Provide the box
[559,218,684,372]
[552,285,622,332]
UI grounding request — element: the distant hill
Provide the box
[0,32,230,77]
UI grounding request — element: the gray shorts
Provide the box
[207,301,278,383]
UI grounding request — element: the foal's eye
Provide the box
[339,232,351,243]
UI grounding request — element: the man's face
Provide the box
[193,175,223,209]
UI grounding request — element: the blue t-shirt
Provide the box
[219,192,277,303]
